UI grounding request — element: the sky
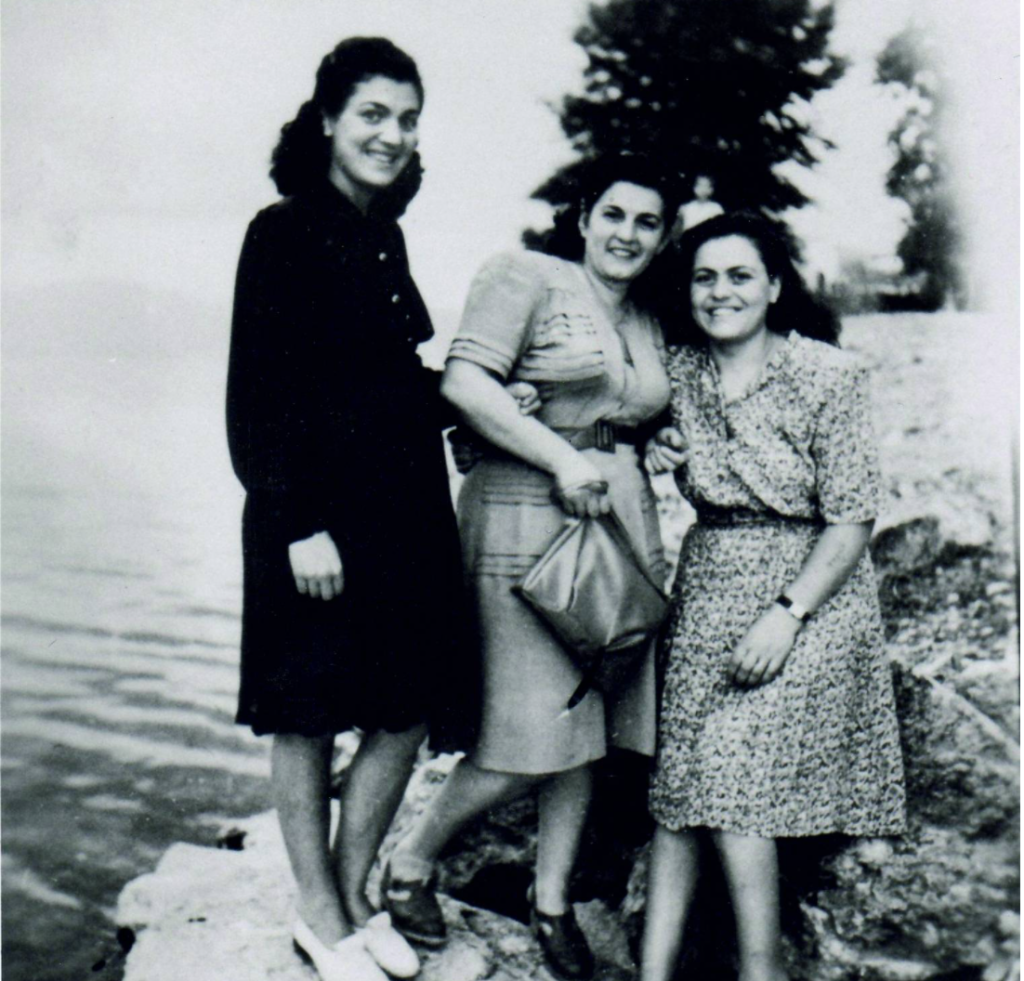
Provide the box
[2,0,1018,333]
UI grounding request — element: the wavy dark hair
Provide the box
[535,154,684,317]
[664,211,840,346]
[269,37,424,219]
[541,154,684,261]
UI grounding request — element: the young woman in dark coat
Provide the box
[225,37,533,981]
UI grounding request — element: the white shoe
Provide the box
[292,917,388,981]
[361,911,421,978]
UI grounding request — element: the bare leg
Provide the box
[534,766,592,914]
[333,724,427,926]
[638,824,700,981]
[713,830,786,981]
[272,733,350,944]
[391,757,540,873]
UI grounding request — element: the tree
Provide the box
[876,27,964,310]
[527,0,846,232]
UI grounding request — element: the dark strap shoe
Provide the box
[530,903,595,980]
[380,861,447,949]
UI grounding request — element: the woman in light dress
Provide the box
[384,155,682,981]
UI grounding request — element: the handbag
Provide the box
[512,509,669,709]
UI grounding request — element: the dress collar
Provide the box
[697,330,796,405]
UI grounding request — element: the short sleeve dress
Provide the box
[649,332,906,838]
[447,251,671,775]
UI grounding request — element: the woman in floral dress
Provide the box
[640,213,906,981]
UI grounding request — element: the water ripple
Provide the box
[3,717,267,777]
[2,614,234,651]
[2,855,83,910]
[46,564,154,581]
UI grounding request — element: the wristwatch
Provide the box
[775,594,811,623]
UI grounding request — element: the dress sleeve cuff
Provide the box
[249,488,329,545]
[446,335,516,380]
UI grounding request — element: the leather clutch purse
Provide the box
[513,510,669,708]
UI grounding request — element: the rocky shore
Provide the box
[114,312,1018,981]
[115,803,608,981]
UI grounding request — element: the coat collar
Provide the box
[296,180,398,232]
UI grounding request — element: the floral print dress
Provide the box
[649,332,906,837]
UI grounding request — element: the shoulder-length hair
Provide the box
[664,211,840,346]
[269,37,424,218]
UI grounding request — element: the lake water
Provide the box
[1,340,276,981]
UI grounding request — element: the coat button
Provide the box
[391,293,400,304]
[379,252,388,261]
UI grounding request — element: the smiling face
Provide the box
[690,235,781,344]
[579,181,669,286]
[323,75,421,203]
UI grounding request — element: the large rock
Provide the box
[116,652,1018,981]
[118,544,1017,981]
[115,805,634,981]
[117,830,303,981]
[786,662,1019,981]
[614,660,1020,981]
[370,648,1018,981]
[871,502,997,577]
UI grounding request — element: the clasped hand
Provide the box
[288,530,344,600]
[645,427,688,475]
[507,381,542,417]
[552,456,611,518]
[727,605,801,687]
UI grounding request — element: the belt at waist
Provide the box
[693,505,824,528]
[467,420,638,463]
[551,421,637,452]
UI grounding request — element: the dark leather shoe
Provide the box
[380,861,447,948]
[530,904,595,980]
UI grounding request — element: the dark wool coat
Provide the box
[226,182,478,745]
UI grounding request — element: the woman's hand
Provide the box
[552,456,611,517]
[727,605,801,687]
[448,426,484,474]
[506,381,542,417]
[288,531,344,601]
[645,427,688,475]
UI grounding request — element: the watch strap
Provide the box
[776,594,810,622]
